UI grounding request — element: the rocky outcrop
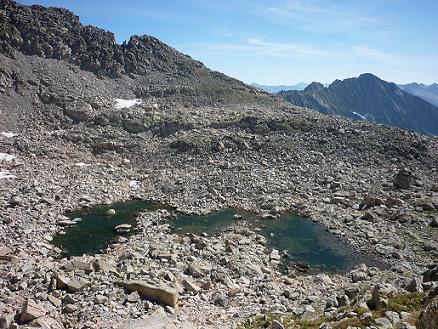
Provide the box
[0,0,204,78]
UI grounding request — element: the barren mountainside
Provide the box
[0,0,273,108]
[278,73,438,135]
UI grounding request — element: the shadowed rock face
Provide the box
[0,0,203,77]
[278,73,438,136]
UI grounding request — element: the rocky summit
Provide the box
[278,73,438,136]
[1,1,438,329]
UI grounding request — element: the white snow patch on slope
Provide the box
[74,162,92,167]
[0,171,16,179]
[129,180,141,189]
[352,112,367,120]
[0,153,17,162]
[1,132,18,138]
[115,98,142,109]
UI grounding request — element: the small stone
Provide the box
[106,209,116,216]
[407,278,423,293]
[165,306,175,314]
[66,278,85,292]
[63,304,78,314]
[187,263,206,278]
[115,223,132,233]
[212,292,228,307]
[126,291,140,303]
[375,317,392,328]
[20,300,46,322]
[48,295,62,307]
[270,320,285,329]
[385,310,400,324]
[63,294,77,304]
[182,279,201,294]
[10,195,23,206]
[0,313,14,329]
[351,270,368,282]
[270,249,281,261]
[337,294,350,307]
[94,295,108,305]
[119,281,179,307]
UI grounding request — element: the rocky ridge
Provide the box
[0,0,271,107]
[278,74,438,136]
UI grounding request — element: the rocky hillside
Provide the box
[278,73,438,135]
[400,82,438,107]
[0,0,275,107]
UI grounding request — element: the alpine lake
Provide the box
[53,200,379,273]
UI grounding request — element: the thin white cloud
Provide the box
[202,37,343,59]
[353,46,438,67]
[262,0,379,34]
[246,38,336,58]
[352,46,401,64]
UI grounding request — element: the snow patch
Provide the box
[129,180,141,189]
[74,162,92,167]
[0,171,16,179]
[0,153,17,162]
[1,132,18,138]
[352,112,367,120]
[115,98,142,109]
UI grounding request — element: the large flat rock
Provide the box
[118,280,179,307]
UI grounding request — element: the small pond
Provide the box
[52,200,162,258]
[53,202,377,272]
[172,209,372,272]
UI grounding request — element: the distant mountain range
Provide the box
[278,73,438,135]
[399,83,438,107]
[250,82,309,93]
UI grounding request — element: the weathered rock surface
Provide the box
[118,281,179,307]
[20,300,46,322]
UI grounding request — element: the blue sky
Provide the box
[19,0,438,85]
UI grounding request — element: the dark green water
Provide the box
[171,208,254,235]
[54,202,373,272]
[53,200,161,258]
[260,214,362,272]
[172,209,371,272]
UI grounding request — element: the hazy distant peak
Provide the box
[399,81,438,107]
[304,82,325,92]
[250,82,308,93]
